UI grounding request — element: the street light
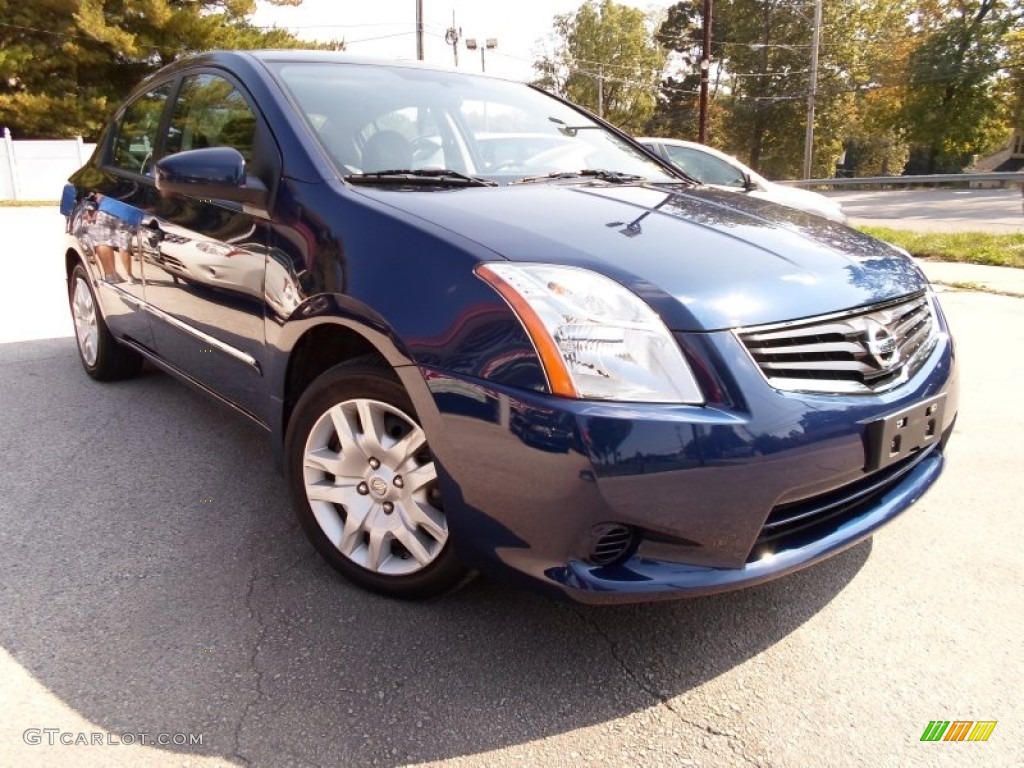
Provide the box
[465,37,497,73]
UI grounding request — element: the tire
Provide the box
[284,357,468,599]
[68,263,143,381]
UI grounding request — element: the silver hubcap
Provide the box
[302,398,447,576]
[71,277,99,367]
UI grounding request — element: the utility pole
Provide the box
[598,67,604,118]
[444,11,461,67]
[416,0,424,60]
[698,0,712,143]
[802,0,822,179]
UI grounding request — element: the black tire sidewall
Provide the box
[284,360,466,599]
[70,263,118,379]
[69,262,143,381]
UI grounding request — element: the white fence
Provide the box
[0,129,96,201]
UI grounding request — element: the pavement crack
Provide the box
[231,557,269,767]
[567,604,754,760]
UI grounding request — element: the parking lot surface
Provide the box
[1,208,1021,766]
[827,187,1024,233]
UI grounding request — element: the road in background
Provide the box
[1,207,1021,766]
[826,187,1023,233]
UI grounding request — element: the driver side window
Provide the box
[165,74,257,163]
[112,82,173,175]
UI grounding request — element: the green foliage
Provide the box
[534,0,666,134]
[706,0,816,177]
[645,1,715,140]
[537,0,1020,179]
[0,0,337,140]
[859,226,1024,268]
[900,0,1022,174]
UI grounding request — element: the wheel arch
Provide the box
[64,236,90,278]
[269,304,444,471]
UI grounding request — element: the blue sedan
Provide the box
[60,51,957,603]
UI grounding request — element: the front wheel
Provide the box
[284,358,467,599]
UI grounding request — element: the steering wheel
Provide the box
[486,159,526,173]
[410,136,441,163]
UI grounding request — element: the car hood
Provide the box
[354,182,927,331]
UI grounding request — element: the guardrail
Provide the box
[779,171,1024,188]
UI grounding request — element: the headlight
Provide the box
[476,263,704,404]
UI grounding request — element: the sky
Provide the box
[251,0,675,82]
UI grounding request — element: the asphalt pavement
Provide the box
[827,186,1024,233]
[1,207,1022,767]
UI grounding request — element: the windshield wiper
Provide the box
[511,169,646,185]
[345,169,497,187]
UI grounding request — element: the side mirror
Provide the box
[741,172,758,192]
[155,147,267,207]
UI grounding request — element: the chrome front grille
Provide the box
[737,292,939,395]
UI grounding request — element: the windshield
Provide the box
[270,62,678,185]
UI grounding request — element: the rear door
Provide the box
[70,80,175,350]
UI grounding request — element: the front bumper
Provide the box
[420,326,956,604]
[551,447,943,603]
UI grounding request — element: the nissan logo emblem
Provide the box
[865,319,898,369]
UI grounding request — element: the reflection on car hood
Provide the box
[354,182,928,331]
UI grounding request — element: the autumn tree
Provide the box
[830,2,915,175]
[663,0,920,178]
[646,1,730,141]
[534,0,666,134]
[1005,27,1024,151]
[701,0,825,178]
[0,0,335,140]
[900,0,1022,174]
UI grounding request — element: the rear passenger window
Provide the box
[112,82,172,174]
[165,74,257,162]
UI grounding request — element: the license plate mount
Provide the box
[865,395,946,471]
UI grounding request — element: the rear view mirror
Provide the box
[155,147,267,207]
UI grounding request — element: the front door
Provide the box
[143,72,273,423]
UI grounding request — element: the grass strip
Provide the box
[858,226,1024,269]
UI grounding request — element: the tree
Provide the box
[646,1,724,140]
[0,0,336,140]
[704,0,827,178]
[834,1,918,176]
[534,0,667,134]
[900,0,1022,174]
[678,0,916,178]
[1005,27,1024,150]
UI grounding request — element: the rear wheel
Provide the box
[69,263,143,381]
[285,358,467,599]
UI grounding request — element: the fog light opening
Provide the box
[587,523,638,566]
